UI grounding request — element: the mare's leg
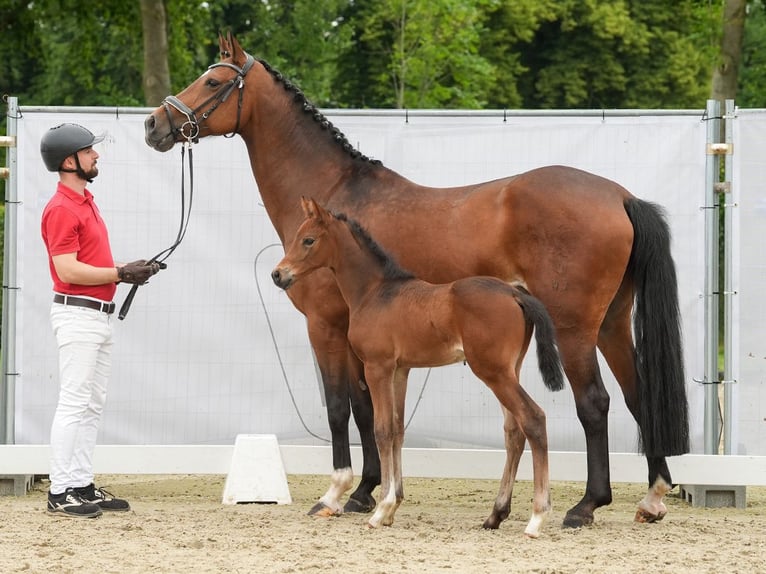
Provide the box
[345,352,381,513]
[557,331,613,528]
[308,347,354,516]
[365,363,401,528]
[483,405,526,529]
[305,320,379,516]
[599,290,672,523]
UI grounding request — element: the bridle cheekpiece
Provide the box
[161,53,256,144]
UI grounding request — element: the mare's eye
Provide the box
[302,237,315,247]
[205,78,221,88]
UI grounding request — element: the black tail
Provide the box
[516,291,566,392]
[624,198,689,456]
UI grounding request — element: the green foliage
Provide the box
[739,0,766,106]
[0,0,762,112]
[513,0,716,109]
[26,1,145,106]
[224,0,354,106]
[337,0,495,108]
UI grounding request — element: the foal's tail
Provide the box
[516,291,566,392]
[624,197,689,457]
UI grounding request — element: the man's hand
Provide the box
[117,260,162,285]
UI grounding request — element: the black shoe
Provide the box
[74,483,131,511]
[47,488,103,518]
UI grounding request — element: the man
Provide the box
[40,123,161,518]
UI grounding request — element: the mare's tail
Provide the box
[624,197,689,456]
[516,291,566,392]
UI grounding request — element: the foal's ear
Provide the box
[301,196,319,218]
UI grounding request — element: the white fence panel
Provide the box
[14,109,706,455]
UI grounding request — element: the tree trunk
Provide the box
[140,0,171,106]
[711,0,746,102]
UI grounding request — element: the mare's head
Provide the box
[144,32,256,151]
[272,197,338,290]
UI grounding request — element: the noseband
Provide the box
[162,54,256,143]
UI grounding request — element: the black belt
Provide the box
[53,294,116,315]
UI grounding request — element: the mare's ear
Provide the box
[229,33,246,65]
[218,32,231,60]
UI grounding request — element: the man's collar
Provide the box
[56,181,93,204]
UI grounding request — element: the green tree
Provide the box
[29,1,145,106]
[512,0,715,109]
[738,0,766,106]
[337,0,495,108]
[203,0,353,107]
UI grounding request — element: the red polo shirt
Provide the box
[41,182,117,302]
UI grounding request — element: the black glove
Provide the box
[117,260,161,285]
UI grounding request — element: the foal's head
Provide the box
[271,197,338,290]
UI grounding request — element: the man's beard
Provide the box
[83,165,98,180]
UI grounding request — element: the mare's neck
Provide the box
[239,64,352,243]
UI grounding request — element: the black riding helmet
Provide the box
[40,123,105,181]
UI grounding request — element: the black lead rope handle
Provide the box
[118,283,140,320]
[117,261,168,320]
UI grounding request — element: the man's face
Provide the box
[74,147,99,180]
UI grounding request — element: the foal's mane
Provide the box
[334,212,415,281]
[256,58,382,167]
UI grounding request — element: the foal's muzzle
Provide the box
[271,268,294,290]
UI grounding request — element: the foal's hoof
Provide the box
[307,501,341,517]
[634,508,667,523]
[343,495,376,514]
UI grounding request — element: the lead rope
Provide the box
[118,141,195,320]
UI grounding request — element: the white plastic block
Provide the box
[222,434,292,505]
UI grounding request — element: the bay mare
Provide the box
[144,33,689,528]
[272,197,565,536]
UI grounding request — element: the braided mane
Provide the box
[257,59,382,166]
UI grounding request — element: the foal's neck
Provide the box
[329,222,390,309]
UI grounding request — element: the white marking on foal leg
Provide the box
[317,467,354,516]
[635,476,671,523]
[368,483,397,528]
[523,508,550,539]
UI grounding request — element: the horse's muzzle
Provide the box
[144,112,176,152]
[271,268,294,290]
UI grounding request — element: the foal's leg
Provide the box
[475,364,551,537]
[505,388,551,538]
[599,293,672,523]
[483,405,526,530]
[365,362,400,528]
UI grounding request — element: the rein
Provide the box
[119,54,255,320]
[118,142,195,320]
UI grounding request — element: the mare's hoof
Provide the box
[562,510,594,529]
[307,501,341,517]
[634,508,667,523]
[343,496,375,514]
[482,517,501,530]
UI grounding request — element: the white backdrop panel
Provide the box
[732,109,766,455]
[14,109,705,453]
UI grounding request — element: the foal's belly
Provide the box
[397,343,466,369]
